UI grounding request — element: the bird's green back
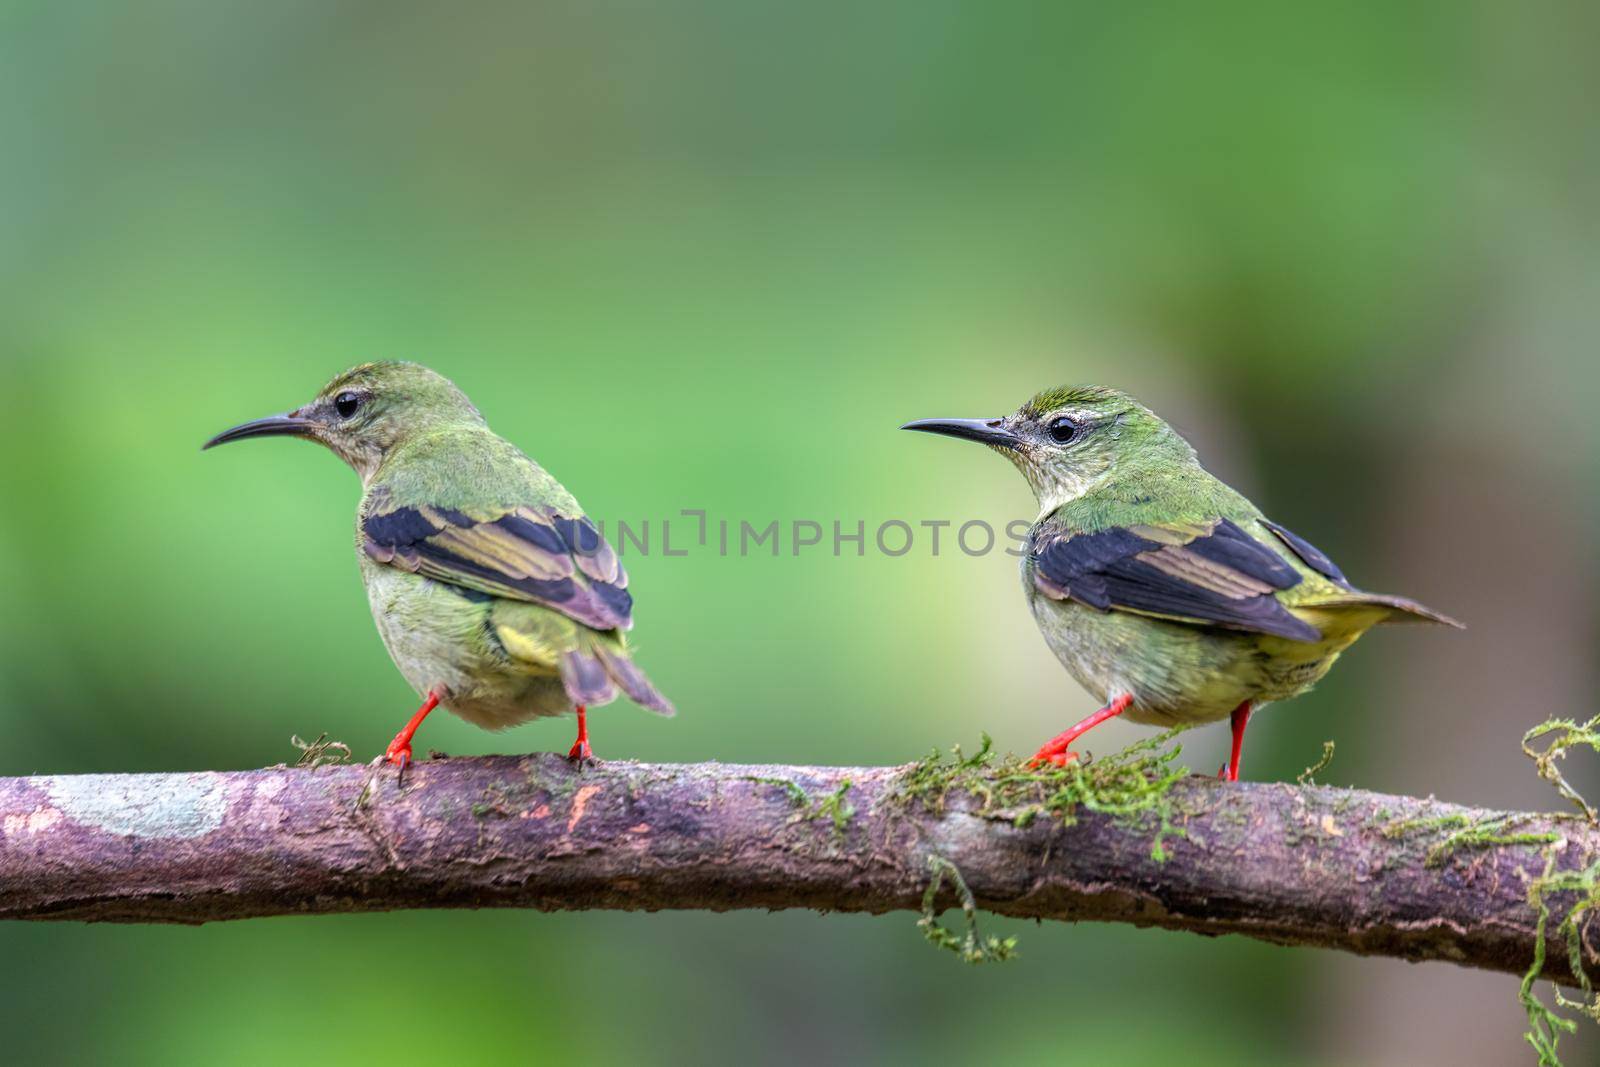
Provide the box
[366,426,582,517]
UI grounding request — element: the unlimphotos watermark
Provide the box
[591,510,1036,558]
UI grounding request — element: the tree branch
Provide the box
[0,753,1594,987]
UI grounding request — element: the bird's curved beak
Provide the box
[900,417,1021,450]
[202,412,314,450]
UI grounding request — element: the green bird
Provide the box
[204,361,673,770]
[904,385,1460,780]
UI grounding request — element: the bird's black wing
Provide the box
[360,496,633,631]
[1028,517,1322,641]
[1259,518,1348,584]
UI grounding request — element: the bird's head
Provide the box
[203,361,485,480]
[902,384,1194,509]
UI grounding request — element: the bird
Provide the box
[903,385,1460,781]
[204,361,673,772]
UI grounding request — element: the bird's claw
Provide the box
[1028,746,1081,769]
[385,741,413,787]
[567,739,595,767]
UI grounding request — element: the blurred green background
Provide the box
[2,1,1597,1064]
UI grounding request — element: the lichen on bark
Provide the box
[1515,714,1600,1065]
[891,727,1192,861]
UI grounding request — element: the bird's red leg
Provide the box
[1217,701,1253,782]
[567,704,593,762]
[1029,693,1134,767]
[385,692,440,776]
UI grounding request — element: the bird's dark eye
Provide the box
[334,392,362,419]
[1046,415,1079,444]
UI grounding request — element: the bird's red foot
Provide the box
[384,692,440,783]
[384,737,413,771]
[1216,701,1253,783]
[1028,694,1135,768]
[566,704,594,765]
[1030,735,1074,766]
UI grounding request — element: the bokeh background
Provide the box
[2,1,1598,1064]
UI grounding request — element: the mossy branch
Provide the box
[0,751,1596,991]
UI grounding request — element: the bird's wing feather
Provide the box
[362,501,633,631]
[1029,517,1323,642]
[1259,518,1348,584]
[1259,518,1463,628]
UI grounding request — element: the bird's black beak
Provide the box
[202,412,314,450]
[900,417,1021,450]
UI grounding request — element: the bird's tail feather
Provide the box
[557,639,675,716]
[558,648,618,707]
[1319,592,1464,629]
[593,642,675,716]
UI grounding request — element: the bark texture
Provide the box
[0,754,1593,987]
